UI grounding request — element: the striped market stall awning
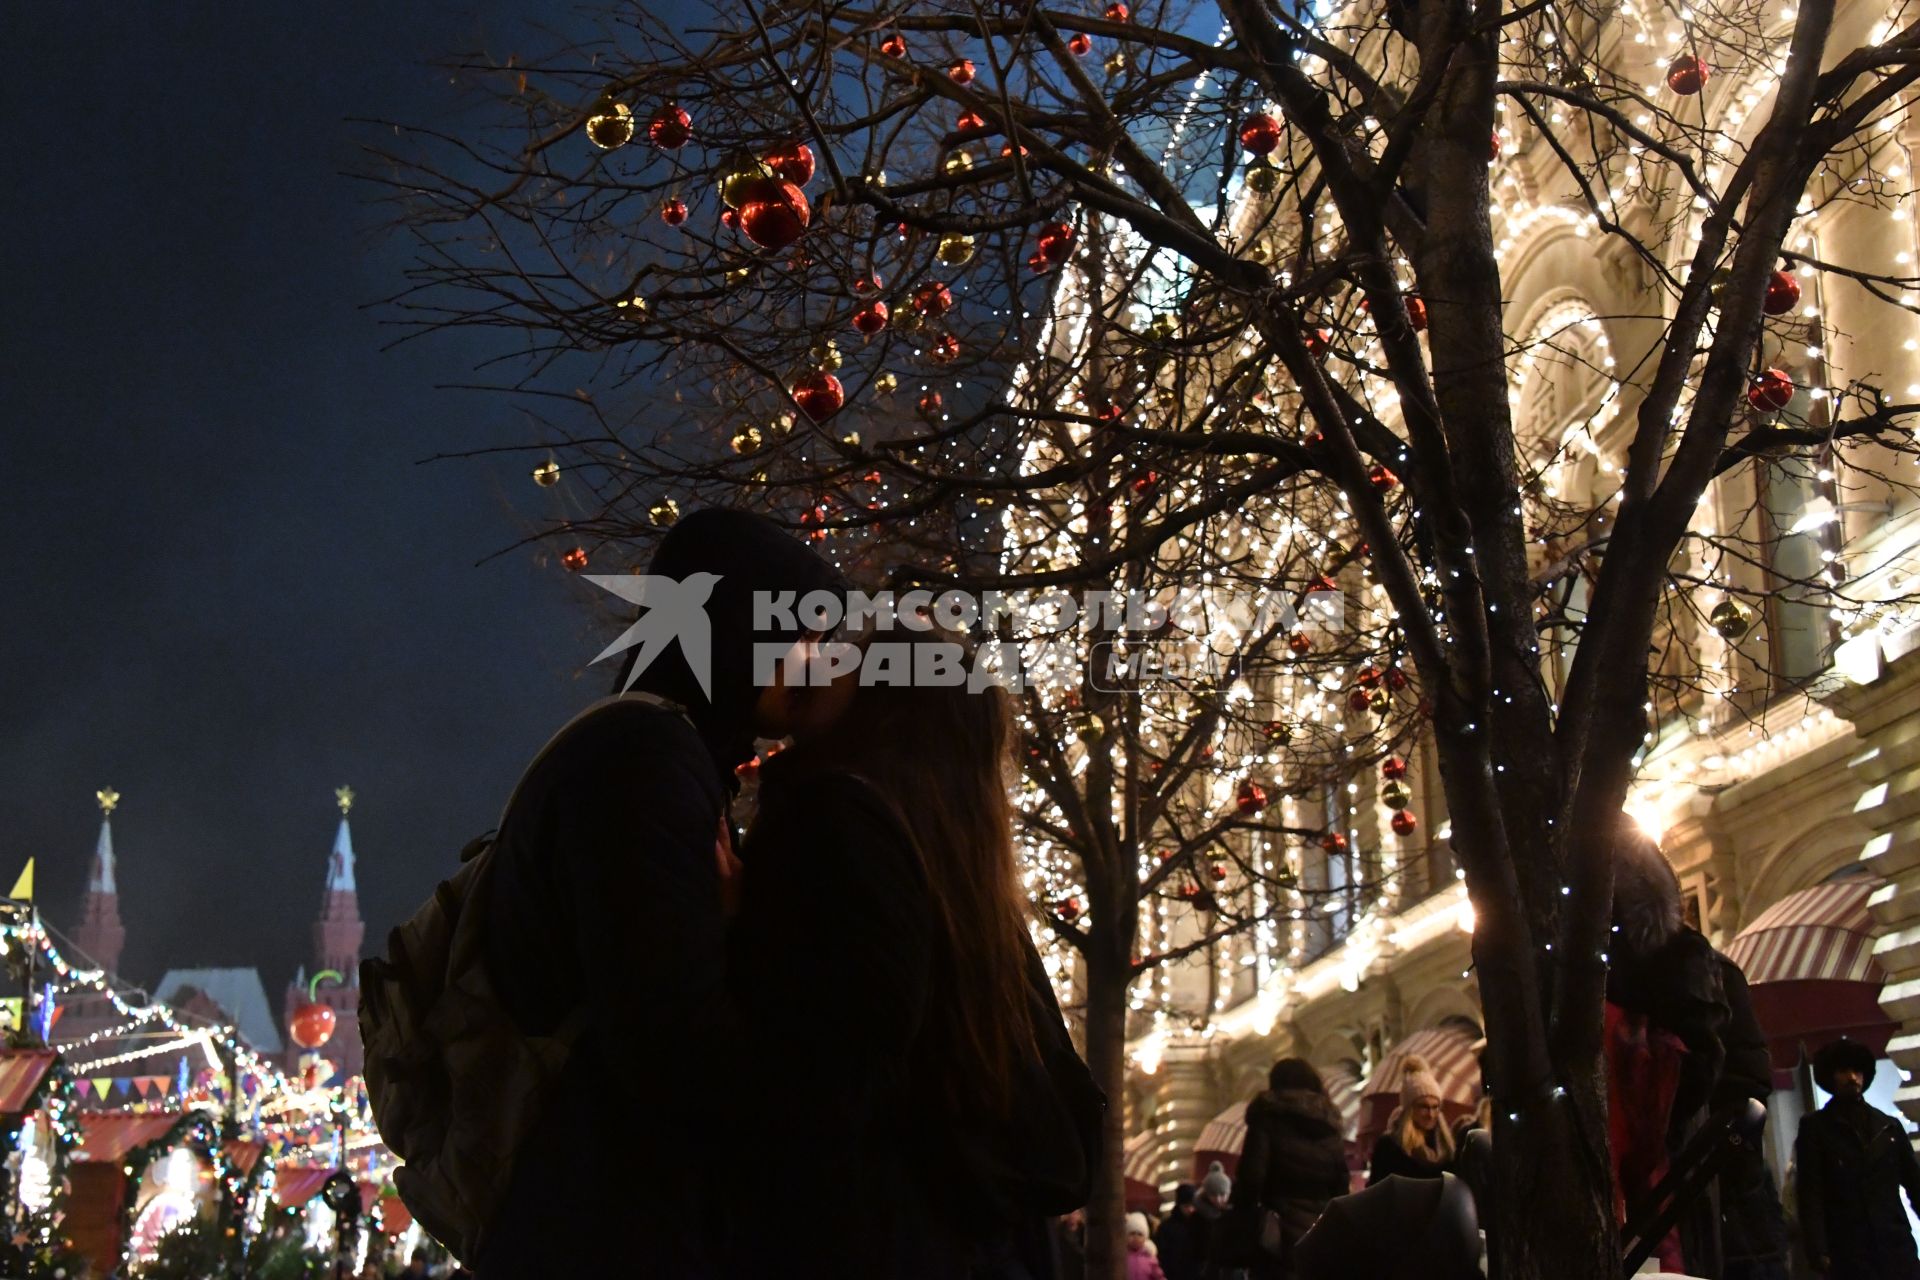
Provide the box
[1723,875,1894,1080]
[0,1049,58,1117]
[1122,1130,1165,1214]
[1320,1060,1363,1142]
[1192,1100,1249,1181]
[1357,1022,1483,1149]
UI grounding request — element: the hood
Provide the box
[1248,1087,1344,1136]
[616,507,844,777]
[1611,823,1683,959]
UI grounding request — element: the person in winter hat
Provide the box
[1228,1057,1352,1277]
[1154,1185,1206,1280]
[1368,1055,1454,1184]
[1795,1038,1920,1279]
[1126,1213,1169,1280]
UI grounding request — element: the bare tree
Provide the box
[364,0,1920,1272]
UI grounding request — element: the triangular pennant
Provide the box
[133,1078,152,1098]
[7,858,32,902]
[74,1080,92,1100]
[114,1079,132,1097]
[152,1076,171,1096]
[91,1078,112,1100]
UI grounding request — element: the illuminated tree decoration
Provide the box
[1666,54,1710,95]
[645,102,692,149]
[583,99,634,150]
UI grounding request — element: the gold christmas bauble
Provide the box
[1247,163,1281,194]
[811,340,844,370]
[718,157,776,209]
[1105,51,1128,73]
[841,430,862,447]
[731,426,763,455]
[874,372,899,395]
[942,150,974,175]
[531,460,561,487]
[1368,687,1392,714]
[1382,778,1412,810]
[1149,313,1180,341]
[1709,599,1753,641]
[936,233,976,266]
[649,498,680,527]
[584,100,635,150]
[1076,713,1106,743]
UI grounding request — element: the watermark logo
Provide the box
[587,573,722,696]
[584,576,1344,692]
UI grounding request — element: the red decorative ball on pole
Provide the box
[1666,54,1710,95]
[1764,269,1802,316]
[1236,779,1268,815]
[912,281,955,317]
[1368,464,1399,492]
[1405,295,1428,332]
[1068,32,1093,55]
[1391,810,1419,837]
[852,300,890,335]
[1105,2,1131,20]
[1748,368,1795,412]
[792,370,846,421]
[949,58,976,85]
[660,198,688,227]
[879,32,907,58]
[1239,112,1284,156]
[1381,755,1409,780]
[289,1003,337,1050]
[647,103,693,149]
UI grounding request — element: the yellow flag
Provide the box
[7,859,31,902]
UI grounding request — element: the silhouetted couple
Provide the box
[473,508,1102,1278]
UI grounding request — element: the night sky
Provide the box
[1,6,627,999]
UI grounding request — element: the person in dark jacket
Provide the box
[727,622,1101,1278]
[1293,1172,1480,1280]
[1795,1038,1920,1280]
[1227,1058,1351,1277]
[1368,1056,1454,1185]
[474,508,843,1278]
[1154,1185,1206,1280]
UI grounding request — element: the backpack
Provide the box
[358,694,682,1262]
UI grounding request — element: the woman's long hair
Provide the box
[1392,1099,1457,1164]
[798,623,1039,1115]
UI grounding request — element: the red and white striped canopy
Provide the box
[1195,1101,1248,1160]
[1321,1060,1363,1141]
[1724,877,1884,986]
[1360,1023,1483,1106]
[1123,1130,1164,1213]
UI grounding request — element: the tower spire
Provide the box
[292,786,366,1079]
[74,787,127,976]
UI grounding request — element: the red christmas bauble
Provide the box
[1210,863,1228,882]
[1382,755,1408,780]
[1096,402,1125,426]
[1368,464,1399,492]
[930,333,962,364]
[918,389,944,416]
[792,370,846,421]
[737,179,811,250]
[1059,897,1082,922]
[949,58,976,85]
[1287,632,1312,656]
[1239,112,1284,156]
[1764,269,1802,316]
[855,273,884,294]
[1490,131,1502,161]
[660,197,689,227]
[1385,666,1409,691]
[880,32,908,58]
[1309,574,1339,594]
[1357,665,1383,689]
[1347,687,1372,713]
[1667,54,1709,95]
[764,140,816,186]
[1748,368,1794,412]
[956,109,987,133]
[1306,327,1332,355]
[913,281,954,316]
[1236,779,1268,814]
[1405,295,1428,331]
[720,208,740,230]
[1036,221,1076,266]
[1068,32,1093,55]
[647,103,692,150]
[852,300,890,335]
[1391,810,1419,837]
[1105,2,1131,20]
[1321,831,1349,853]
[561,547,589,573]
[289,1003,336,1050]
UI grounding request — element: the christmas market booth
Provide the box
[0,1049,78,1246]
[67,1110,220,1273]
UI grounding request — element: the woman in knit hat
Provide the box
[1367,1055,1456,1184]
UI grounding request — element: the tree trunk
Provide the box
[1486,1061,1618,1280]
[1080,949,1132,1280]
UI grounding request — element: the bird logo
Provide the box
[585,572,723,698]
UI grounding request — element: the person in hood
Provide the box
[1368,1056,1454,1184]
[1126,1214,1169,1280]
[1153,1185,1206,1280]
[1227,1058,1352,1277]
[726,622,1101,1278]
[1795,1038,1920,1280]
[475,508,843,1278]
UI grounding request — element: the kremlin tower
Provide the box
[285,785,365,1080]
[72,787,127,977]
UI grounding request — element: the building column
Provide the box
[1829,624,1920,1126]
